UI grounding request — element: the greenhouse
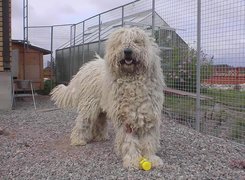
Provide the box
[55,9,187,84]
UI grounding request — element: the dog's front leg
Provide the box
[140,126,163,168]
[115,125,142,169]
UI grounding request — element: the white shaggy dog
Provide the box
[51,27,165,169]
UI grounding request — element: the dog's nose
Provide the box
[124,48,133,58]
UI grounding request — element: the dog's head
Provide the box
[105,27,160,77]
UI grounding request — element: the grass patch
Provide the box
[202,88,245,108]
[232,118,245,143]
[164,89,245,144]
[164,95,196,118]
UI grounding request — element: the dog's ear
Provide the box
[104,48,120,77]
[149,37,159,47]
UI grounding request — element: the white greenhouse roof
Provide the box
[61,10,174,49]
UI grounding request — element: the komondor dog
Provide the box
[51,27,165,169]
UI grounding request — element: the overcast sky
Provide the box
[12,0,133,39]
[12,0,244,67]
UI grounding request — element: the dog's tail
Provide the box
[50,55,105,109]
[50,84,75,108]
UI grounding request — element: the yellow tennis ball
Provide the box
[140,158,152,171]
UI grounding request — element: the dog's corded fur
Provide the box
[51,27,165,169]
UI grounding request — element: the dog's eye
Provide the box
[134,40,144,45]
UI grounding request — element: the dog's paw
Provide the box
[122,155,141,170]
[70,138,87,146]
[147,155,163,168]
[93,133,109,142]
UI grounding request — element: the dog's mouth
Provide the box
[120,58,138,65]
[125,59,133,65]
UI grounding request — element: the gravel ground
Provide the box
[0,96,244,180]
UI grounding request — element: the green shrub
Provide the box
[39,80,56,95]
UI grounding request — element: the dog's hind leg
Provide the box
[92,112,109,141]
[70,113,94,146]
[70,110,108,145]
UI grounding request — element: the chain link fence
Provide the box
[27,0,245,144]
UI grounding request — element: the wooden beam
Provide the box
[163,87,213,101]
[36,108,61,113]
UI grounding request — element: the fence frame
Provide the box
[26,0,245,144]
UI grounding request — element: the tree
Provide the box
[162,47,213,92]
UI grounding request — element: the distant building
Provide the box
[43,66,53,80]
[203,65,245,85]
